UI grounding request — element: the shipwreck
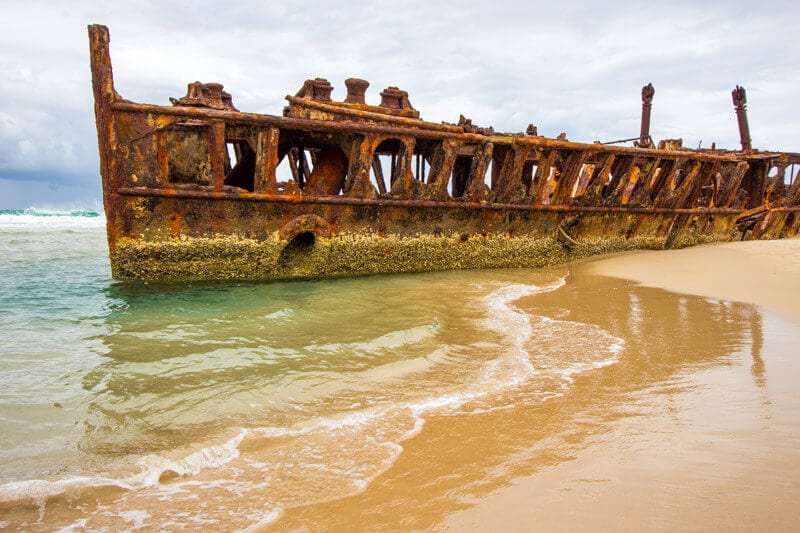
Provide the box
[89,25,800,282]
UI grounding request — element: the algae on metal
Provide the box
[110,230,724,282]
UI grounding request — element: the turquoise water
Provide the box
[1,209,793,530]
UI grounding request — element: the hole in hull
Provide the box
[278,231,316,269]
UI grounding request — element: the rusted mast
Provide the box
[639,83,655,147]
[732,85,752,151]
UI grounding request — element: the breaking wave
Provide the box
[0,208,101,218]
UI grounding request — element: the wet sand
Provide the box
[442,238,800,532]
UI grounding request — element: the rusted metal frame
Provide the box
[117,185,752,214]
[604,156,641,205]
[494,143,531,202]
[296,145,312,189]
[489,146,506,190]
[109,101,749,165]
[604,155,636,200]
[743,152,800,163]
[578,153,616,202]
[551,150,589,205]
[301,147,312,187]
[715,161,749,208]
[344,134,381,199]
[654,158,690,207]
[89,25,120,246]
[765,162,788,206]
[521,160,536,196]
[156,131,169,183]
[758,210,797,238]
[700,162,726,207]
[741,161,770,208]
[618,165,643,205]
[371,155,388,194]
[113,101,477,142]
[208,121,226,192]
[390,137,418,197]
[645,157,676,204]
[284,95,459,132]
[572,161,595,198]
[531,150,558,205]
[787,172,800,206]
[426,139,462,200]
[672,160,710,208]
[463,142,493,201]
[603,158,639,204]
[254,127,279,193]
[489,135,744,163]
[628,156,661,205]
[286,148,301,183]
[751,210,777,239]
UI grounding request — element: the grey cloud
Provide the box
[0,0,798,207]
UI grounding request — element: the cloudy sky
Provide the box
[1,0,798,209]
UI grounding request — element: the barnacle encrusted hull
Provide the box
[89,25,800,282]
[113,232,692,282]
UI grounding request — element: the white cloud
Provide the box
[0,0,798,206]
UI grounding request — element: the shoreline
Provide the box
[441,237,800,531]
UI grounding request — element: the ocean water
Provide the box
[0,209,797,530]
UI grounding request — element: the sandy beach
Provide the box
[589,238,800,324]
[442,238,800,532]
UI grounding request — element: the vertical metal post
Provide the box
[209,122,226,192]
[732,85,752,151]
[156,131,168,184]
[254,128,278,194]
[298,143,305,189]
[639,83,655,147]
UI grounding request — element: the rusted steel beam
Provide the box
[108,102,763,165]
[117,185,760,214]
[426,139,461,200]
[551,150,589,205]
[531,150,557,205]
[209,122,226,192]
[254,127,279,194]
[371,155,387,194]
[463,142,492,201]
[344,135,380,198]
[88,25,120,247]
[389,137,418,197]
[495,143,531,202]
[732,85,752,151]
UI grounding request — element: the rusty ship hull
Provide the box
[89,25,800,282]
